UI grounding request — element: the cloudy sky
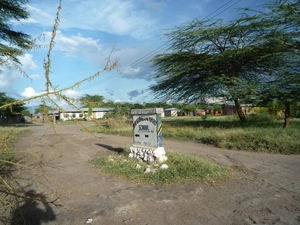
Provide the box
[1,0,268,109]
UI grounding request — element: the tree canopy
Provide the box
[34,104,53,114]
[249,0,300,127]
[150,0,299,123]
[0,92,26,116]
[0,0,32,64]
[79,94,105,107]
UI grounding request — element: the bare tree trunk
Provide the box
[283,102,290,128]
[233,99,246,122]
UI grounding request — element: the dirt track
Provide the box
[13,122,300,225]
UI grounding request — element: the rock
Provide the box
[86,218,93,223]
[129,146,167,162]
[130,146,136,153]
[147,156,154,162]
[160,164,169,169]
[158,155,168,163]
[136,164,142,169]
[153,147,166,158]
[144,168,151,173]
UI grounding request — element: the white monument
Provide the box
[129,108,167,163]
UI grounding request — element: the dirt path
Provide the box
[13,122,300,225]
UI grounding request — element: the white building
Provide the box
[48,108,114,121]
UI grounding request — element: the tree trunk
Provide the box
[233,99,246,122]
[283,102,290,128]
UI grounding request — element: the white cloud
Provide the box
[21,87,83,108]
[38,30,154,79]
[41,31,112,68]
[19,54,38,70]
[63,89,82,99]
[28,0,156,39]
[21,87,38,98]
[57,32,103,57]
[0,54,38,91]
[20,87,43,107]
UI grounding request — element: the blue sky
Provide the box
[1,0,268,109]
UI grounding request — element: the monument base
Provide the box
[129,145,167,163]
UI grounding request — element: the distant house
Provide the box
[164,108,179,117]
[195,109,206,116]
[33,108,114,122]
[223,104,253,116]
[205,109,223,116]
[59,108,114,121]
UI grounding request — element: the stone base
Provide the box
[129,145,167,163]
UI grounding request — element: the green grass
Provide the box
[86,114,300,154]
[92,150,232,185]
[0,127,29,170]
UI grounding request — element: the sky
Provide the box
[1,0,269,110]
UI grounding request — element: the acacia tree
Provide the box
[260,71,300,128]
[150,5,290,122]
[249,0,300,128]
[79,94,105,118]
[79,94,104,107]
[34,104,53,114]
[0,0,32,64]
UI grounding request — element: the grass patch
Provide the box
[0,127,29,170]
[86,115,300,154]
[92,150,232,185]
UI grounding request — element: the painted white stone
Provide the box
[129,146,167,163]
[153,147,166,158]
[86,218,93,223]
[160,164,169,169]
[158,155,168,163]
[136,164,142,169]
[148,156,154,162]
[144,168,151,173]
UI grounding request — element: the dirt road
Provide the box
[13,122,300,225]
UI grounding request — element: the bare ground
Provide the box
[12,122,300,225]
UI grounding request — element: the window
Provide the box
[79,113,83,117]
[72,113,76,118]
